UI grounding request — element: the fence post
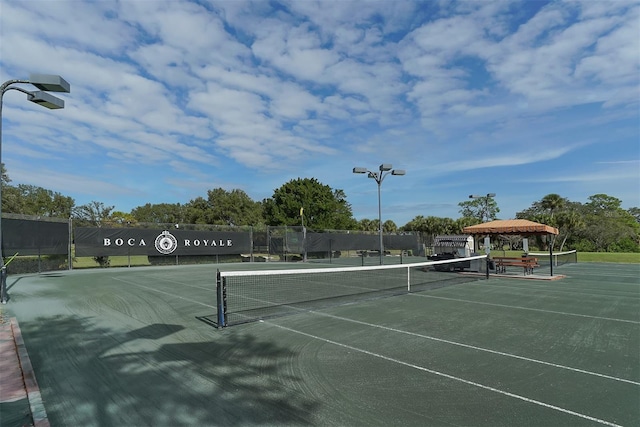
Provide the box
[0,266,7,304]
[68,217,73,270]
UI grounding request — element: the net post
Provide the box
[406,265,411,292]
[216,269,226,327]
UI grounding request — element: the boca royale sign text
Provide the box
[75,227,252,257]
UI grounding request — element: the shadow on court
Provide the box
[19,315,319,426]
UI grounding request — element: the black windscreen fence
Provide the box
[1,216,422,260]
[2,217,69,256]
[306,232,419,252]
[74,227,252,257]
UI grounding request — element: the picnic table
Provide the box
[493,256,539,275]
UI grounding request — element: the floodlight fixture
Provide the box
[379,164,392,171]
[353,167,368,174]
[391,169,406,176]
[28,91,65,109]
[29,74,71,93]
[469,193,496,199]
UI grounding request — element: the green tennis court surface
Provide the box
[1,262,638,426]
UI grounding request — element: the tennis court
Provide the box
[1,260,638,426]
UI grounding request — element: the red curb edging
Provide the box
[10,317,50,427]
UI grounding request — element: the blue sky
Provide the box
[1,0,638,226]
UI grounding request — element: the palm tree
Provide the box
[556,211,585,251]
[540,194,566,220]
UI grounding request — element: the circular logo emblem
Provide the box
[155,231,178,254]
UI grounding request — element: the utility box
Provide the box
[428,235,476,272]
[431,235,474,257]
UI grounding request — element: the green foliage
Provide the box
[108,211,138,227]
[185,188,264,226]
[131,203,185,224]
[263,178,356,230]
[72,201,114,227]
[517,193,639,253]
[356,218,398,233]
[2,184,74,218]
[1,163,10,186]
[400,215,466,236]
[357,218,378,231]
[458,197,499,222]
[382,220,397,233]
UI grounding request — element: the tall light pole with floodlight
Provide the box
[353,164,405,265]
[468,193,496,223]
[0,74,70,303]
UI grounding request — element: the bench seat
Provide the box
[494,257,539,275]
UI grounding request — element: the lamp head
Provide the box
[353,167,368,174]
[379,164,392,171]
[28,91,65,109]
[29,74,70,93]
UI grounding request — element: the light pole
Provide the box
[353,164,405,265]
[0,74,70,303]
[469,193,495,278]
[469,193,496,223]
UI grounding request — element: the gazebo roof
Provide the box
[463,219,559,235]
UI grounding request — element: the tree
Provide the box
[579,195,640,252]
[73,201,114,227]
[458,197,499,222]
[540,194,566,219]
[1,163,10,187]
[585,194,623,214]
[555,210,585,251]
[454,216,480,232]
[401,215,457,236]
[184,188,263,226]
[263,178,356,230]
[108,211,138,227]
[131,203,185,224]
[518,193,639,252]
[382,220,397,233]
[2,184,74,218]
[357,218,378,232]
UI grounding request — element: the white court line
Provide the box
[152,275,213,292]
[306,310,640,386]
[268,322,623,427]
[112,277,216,309]
[479,283,640,299]
[411,293,640,325]
[113,276,639,386]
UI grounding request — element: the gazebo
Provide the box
[463,219,560,276]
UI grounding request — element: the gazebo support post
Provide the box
[549,235,554,277]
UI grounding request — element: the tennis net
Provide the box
[215,255,486,327]
[528,250,578,267]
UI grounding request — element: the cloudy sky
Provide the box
[1,0,638,226]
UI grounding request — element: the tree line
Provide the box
[2,165,638,252]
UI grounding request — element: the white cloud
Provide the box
[1,0,638,221]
